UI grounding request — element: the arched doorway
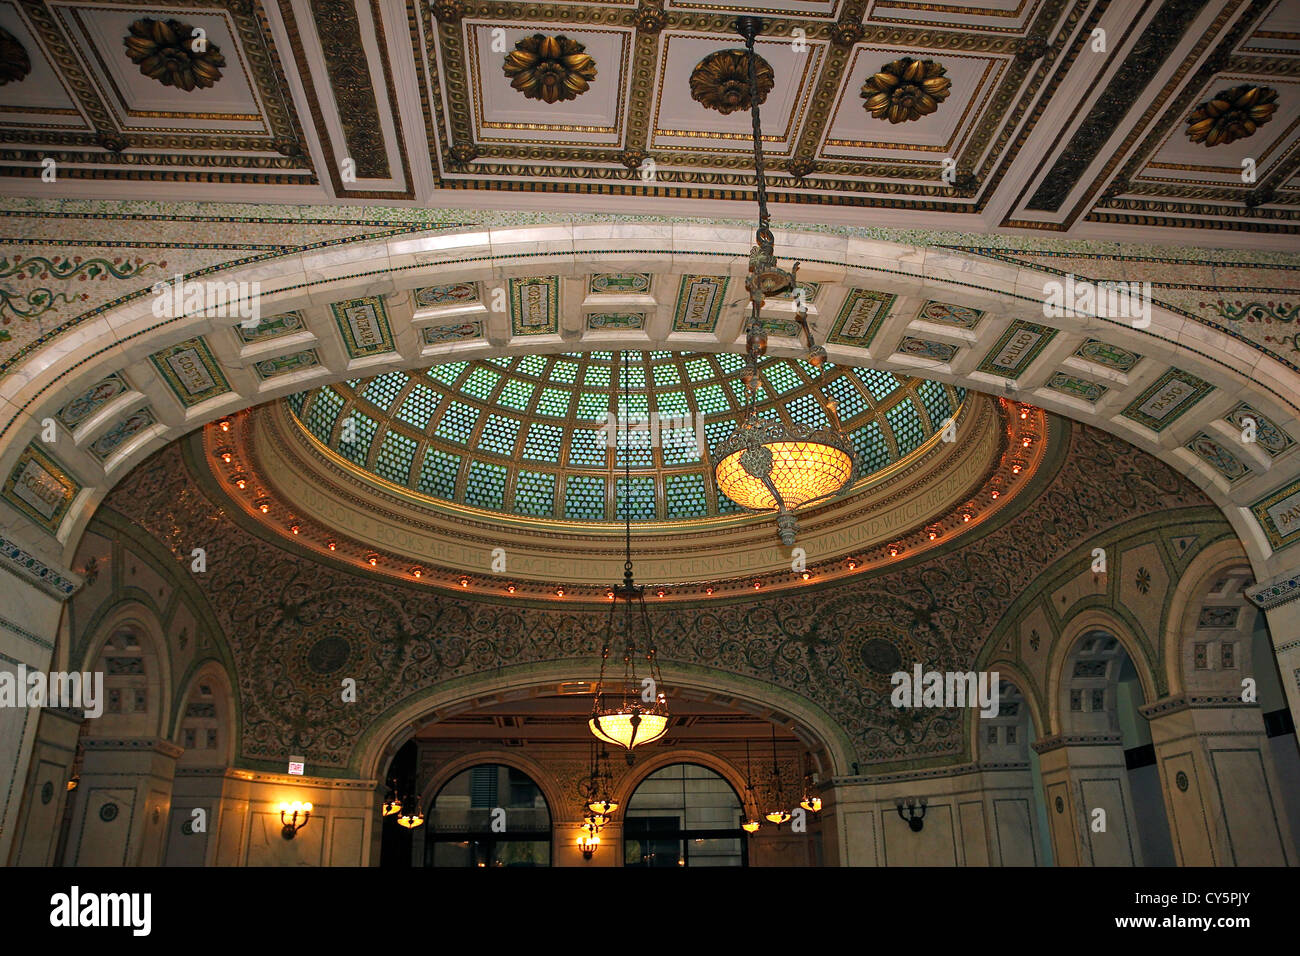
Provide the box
[1053,626,1175,866]
[423,763,553,868]
[623,763,745,867]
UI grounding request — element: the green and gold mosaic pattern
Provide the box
[286,351,966,523]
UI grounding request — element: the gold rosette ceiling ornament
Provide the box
[1185,85,1278,147]
[689,49,774,115]
[502,34,597,104]
[124,18,225,91]
[0,27,31,86]
[861,56,951,123]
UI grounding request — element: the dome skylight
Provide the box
[285,351,965,523]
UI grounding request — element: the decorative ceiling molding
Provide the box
[197,388,1042,594]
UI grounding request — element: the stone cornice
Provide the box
[0,534,81,601]
[1245,571,1300,612]
[82,737,185,759]
[1030,733,1122,754]
[225,769,378,790]
[1139,694,1255,719]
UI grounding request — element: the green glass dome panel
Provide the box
[287,351,966,523]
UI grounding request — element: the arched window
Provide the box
[427,764,551,867]
[624,763,745,867]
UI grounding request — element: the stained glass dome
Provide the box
[284,351,966,523]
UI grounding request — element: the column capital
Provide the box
[1245,570,1300,611]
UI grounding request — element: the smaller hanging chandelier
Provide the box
[396,796,424,829]
[381,781,401,817]
[586,748,619,816]
[763,725,791,826]
[577,746,611,861]
[589,352,670,763]
[799,753,822,814]
[709,16,857,546]
[741,738,761,834]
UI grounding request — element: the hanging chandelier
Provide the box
[577,743,615,860]
[708,17,857,546]
[799,753,823,814]
[586,747,619,816]
[396,795,424,830]
[589,352,670,762]
[741,738,761,834]
[763,724,791,826]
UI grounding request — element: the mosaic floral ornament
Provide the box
[502,34,596,104]
[0,255,163,326]
[0,27,31,86]
[861,57,951,123]
[689,49,774,115]
[124,18,225,92]
[1185,85,1278,146]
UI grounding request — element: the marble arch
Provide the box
[611,751,750,811]
[3,222,1298,589]
[356,658,854,784]
[1047,610,1160,738]
[77,601,172,740]
[417,750,565,826]
[1161,540,1260,695]
[968,662,1049,762]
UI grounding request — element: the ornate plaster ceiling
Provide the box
[0,1,1295,240]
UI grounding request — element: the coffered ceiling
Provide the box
[0,0,1295,240]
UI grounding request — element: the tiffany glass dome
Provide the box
[285,351,966,524]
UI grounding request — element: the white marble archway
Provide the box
[3,222,1295,590]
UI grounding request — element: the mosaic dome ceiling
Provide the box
[285,351,966,524]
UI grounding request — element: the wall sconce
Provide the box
[279,801,312,840]
[897,798,926,833]
[577,832,600,860]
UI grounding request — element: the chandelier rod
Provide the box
[738,17,770,249]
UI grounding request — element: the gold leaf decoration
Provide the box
[860,57,951,124]
[123,18,226,92]
[1185,85,1278,147]
[502,34,596,104]
[0,27,31,86]
[689,49,774,115]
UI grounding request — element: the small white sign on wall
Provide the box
[288,755,305,776]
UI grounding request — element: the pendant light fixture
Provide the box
[396,796,424,830]
[741,737,761,834]
[587,747,619,816]
[708,16,857,546]
[381,779,401,817]
[589,351,670,762]
[799,753,823,814]
[763,724,791,826]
